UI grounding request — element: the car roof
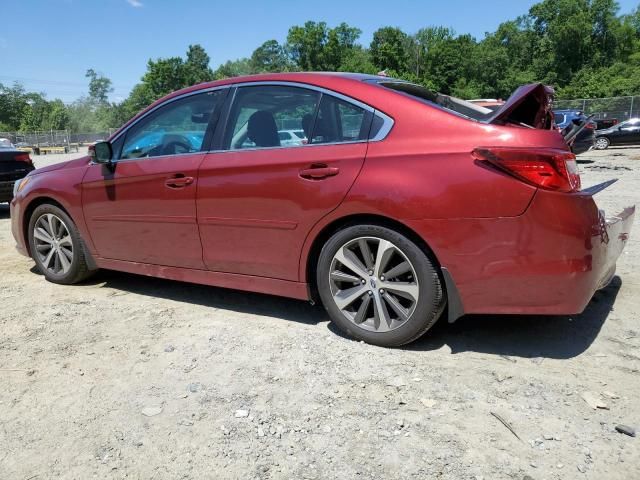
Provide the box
[113,72,397,139]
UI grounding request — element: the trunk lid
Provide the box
[486,83,555,129]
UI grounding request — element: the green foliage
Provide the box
[251,40,291,73]
[286,21,362,71]
[370,27,410,72]
[4,0,640,135]
[85,69,113,104]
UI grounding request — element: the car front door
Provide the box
[197,84,372,281]
[82,89,227,268]
[618,119,640,145]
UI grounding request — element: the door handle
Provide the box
[299,165,340,180]
[165,175,194,188]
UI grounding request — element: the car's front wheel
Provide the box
[595,137,610,150]
[28,204,95,284]
[317,225,444,347]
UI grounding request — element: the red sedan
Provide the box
[10,73,635,346]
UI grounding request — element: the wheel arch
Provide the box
[22,196,71,257]
[303,213,443,300]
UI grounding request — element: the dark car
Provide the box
[10,74,635,347]
[0,138,35,203]
[595,118,618,130]
[595,118,640,149]
[553,110,596,155]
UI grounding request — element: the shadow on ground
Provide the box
[404,276,621,360]
[80,264,620,360]
[89,269,326,326]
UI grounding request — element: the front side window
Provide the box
[120,90,225,160]
[226,86,320,150]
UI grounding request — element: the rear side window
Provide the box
[311,95,367,144]
[225,85,320,150]
[554,113,565,124]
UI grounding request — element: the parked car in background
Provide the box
[0,138,35,203]
[278,129,307,146]
[10,73,635,347]
[595,118,618,130]
[553,110,596,155]
[595,118,640,149]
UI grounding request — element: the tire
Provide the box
[28,204,95,284]
[317,224,444,347]
[595,137,610,150]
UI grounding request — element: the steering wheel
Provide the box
[161,135,193,155]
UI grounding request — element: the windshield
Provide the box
[377,81,494,121]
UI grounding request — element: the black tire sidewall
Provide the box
[28,204,86,284]
[317,224,442,347]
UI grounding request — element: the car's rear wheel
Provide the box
[28,204,94,284]
[595,137,610,150]
[317,224,444,347]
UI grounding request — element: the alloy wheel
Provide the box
[329,236,420,332]
[33,213,74,275]
[595,138,609,149]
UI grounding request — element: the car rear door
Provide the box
[82,89,227,268]
[196,84,372,281]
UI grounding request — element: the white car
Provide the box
[278,129,307,146]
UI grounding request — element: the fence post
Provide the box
[582,99,586,112]
[631,96,635,118]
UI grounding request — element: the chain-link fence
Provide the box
[0,129,118,154]
[554,96,639,123]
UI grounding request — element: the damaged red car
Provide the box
[10,73,635,346]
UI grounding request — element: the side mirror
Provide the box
[89,141,113,164]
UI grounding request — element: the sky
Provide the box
[1,0,638,103]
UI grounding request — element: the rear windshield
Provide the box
[377,81,494,121]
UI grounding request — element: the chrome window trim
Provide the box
[103,81,394,165]
[370,110,394,142]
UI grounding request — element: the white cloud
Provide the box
[126,0,143,7]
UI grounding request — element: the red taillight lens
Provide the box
[15,153,32,165]
[584,123,595,130]
[473,147,581,193]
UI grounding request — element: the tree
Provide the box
[185,44,214,84]
[370,27,409,72]
[286,21,362,71]
[324,23,362,70]
[85,69,113,104]
[0,83,29,130]
[251,40,290,72]
[214,58,254,78]
[286,21,329,70]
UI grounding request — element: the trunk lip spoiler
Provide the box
[581,179,618,195]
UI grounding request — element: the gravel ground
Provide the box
[1,147,639,479]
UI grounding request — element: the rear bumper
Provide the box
[406,190,635,317]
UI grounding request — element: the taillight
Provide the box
[585,123,595,130]
[472,147,581,193]
[15,153,33,165]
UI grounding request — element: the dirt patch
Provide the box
[1,147,639,479]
